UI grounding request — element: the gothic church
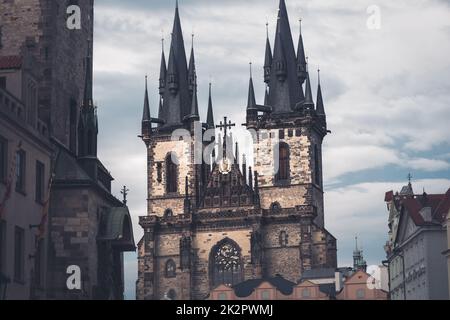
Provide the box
[136,0,337,300]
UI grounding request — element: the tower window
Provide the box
[270,202,281,213]
[276,143,290,182]
[279,231,288,247]
[279,130,285,140]
[165,259,176,278]
[156,162,163,183]
[288,130,293,137]
[165,153,178,194]
[164,209,173,218]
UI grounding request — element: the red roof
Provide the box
[0,56,22,70]
[385,191,394,202]
[400,188,450,225]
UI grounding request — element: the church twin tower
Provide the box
[137,0,337,300]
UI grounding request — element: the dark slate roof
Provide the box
[98,206,136,251]
[301,268,336,280]
[233,276,296,298]
[267,0,302,113]
[142,77,151,121]
[160,4,191,127]
[316,76,325,116]
[0,55,22,69]
[206,83,215,128]
[54,147,92,181]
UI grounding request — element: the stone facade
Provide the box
[0,0,135,300]
[136,1,337,300]
[0,0,94,151]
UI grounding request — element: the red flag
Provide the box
[37,173,53,239]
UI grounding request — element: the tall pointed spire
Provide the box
[159,38,167,96]
[167,42,179,94]
[142,76,152,137]
[267,0,302,113]
[297,19,307,86]
[316,68,325,116]
[206,82,215,129]
[142,75,151,122]
[186,75,199,121]
[303,62,314,110]
[247,63,257,111]
[160,2,190,127]
[188,33,196,95]
[264,22,273,84]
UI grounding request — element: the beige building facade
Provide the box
[0,53,52,300]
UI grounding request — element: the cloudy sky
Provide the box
[91,0,450,299]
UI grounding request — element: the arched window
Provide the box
[164,209,174,218]
[276,143,290,182]
[279,231,289,247]
[166,153,178,194]
[210,239,243,288]
[165,259,176,278]
[270,202,281,213]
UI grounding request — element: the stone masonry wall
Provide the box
[0,0,94,150]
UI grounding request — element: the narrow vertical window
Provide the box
[156,162,163,183]
[14,226,25,282]
[165,259,176,278]
[314,145,320,185]
[166,153,178,194]
[279,231,288,247]
[0,136,7,183]
[16,150,26,193]
[276,143,290,182]
[35,161,45,203]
